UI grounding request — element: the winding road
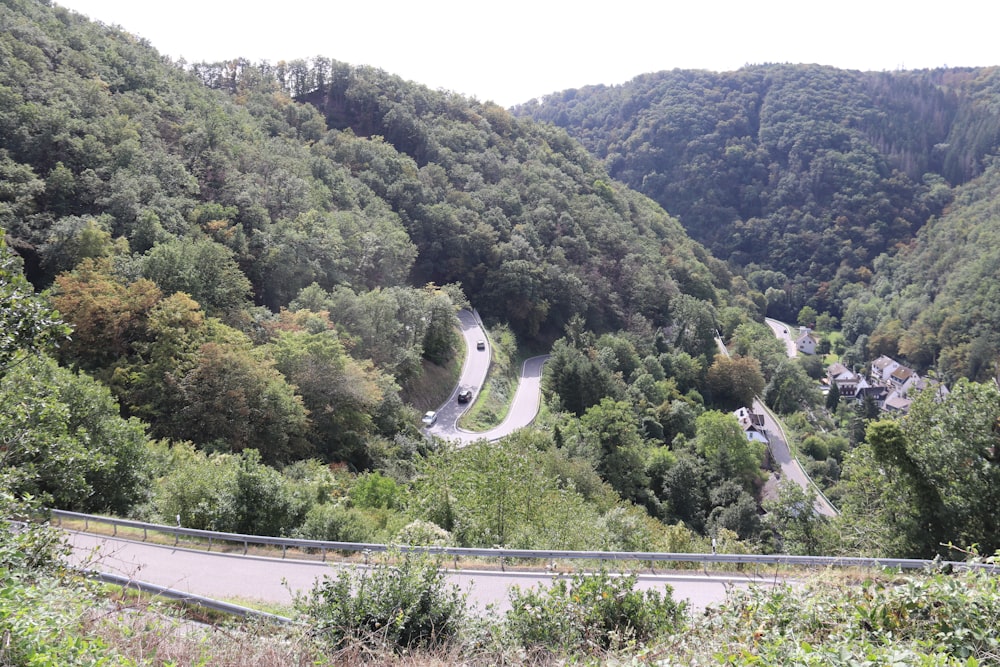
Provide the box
[426,310,548,445]
[765,317,798,358]
[59,315,787,619]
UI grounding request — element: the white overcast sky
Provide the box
[56,0,999,108]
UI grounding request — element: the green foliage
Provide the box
[867,159,1000,381]
[517,65,1000,326]
[349,471,401,510]
[694,410,766,490]
[0,494,66,575]
[679,570,1000,665]
[763,481,831,555]
[706,354,765,410]
[0,233,70,377]
[578,398,652,508]
[503,569,686,653]
[544,338,622,416]
[295,501,373,543]
[836,380,1000,557]
[825,380,841,412]
[140,236,251,318]
[299,550,467,652]
[0,355,151,513]
[268,327,387,467]
[765,358,820,414]
[0,494,117,666]
[151,444,307,535]
[409,436,651,550]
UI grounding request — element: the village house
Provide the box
[733,406,769,445]
[826,362,861,395]
[795,326,819,355]
[870,355,901,383]
[825,354,945,415]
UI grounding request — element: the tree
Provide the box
[659,454,709,532]
[0,234,70,377]
[0,355,150,513]
[826,380,841,412]
[764,359,820,414]
[51,258,162,374]
[268,328,385,466]
[763,481,829,555]
[729,321,787,379]
[580,398,652,508]
[141,237,251,317]
[837,380,1000,558]
[668,294,718,360]
[544,339,620,416]
[796,305,817,328]
[706,354,765,410]
[171,342,310,464]
[694,410,765,490]
[411,441,555,547]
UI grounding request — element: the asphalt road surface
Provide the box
[426,310,548,446]
[764,317,798,358]
[66,532,777,614]
[715,333,838,517]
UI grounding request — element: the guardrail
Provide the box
[52,510,999,573]
[85,570,295,625]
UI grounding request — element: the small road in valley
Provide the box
[66,531,776,615]
[765,317,798,358]
[715,333,838,517]
[426,310,548,446]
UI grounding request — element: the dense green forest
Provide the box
[3,0,1000,566]
[0,0,745,550]
[5,0,1000,662]
[516,65,1000,380]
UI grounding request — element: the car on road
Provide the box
[421,411,437,427]
[476,339,486,350]
[457,389,473,403]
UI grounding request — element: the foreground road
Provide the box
[66,532,776,614]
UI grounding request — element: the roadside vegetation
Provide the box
[5,501,999,665]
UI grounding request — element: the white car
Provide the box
[421,411,437,427]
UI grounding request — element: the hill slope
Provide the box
[516,64,1000,377]
[1,0,720,345]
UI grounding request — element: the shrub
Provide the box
[394,519,455,547]
[295,502,373,543]
[299,550,467,652]
[504,569,686,653]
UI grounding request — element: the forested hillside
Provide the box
[4,0,1000,578]
[2,0,756,548]
[516,65,1000,379]
[860,162,1000,381]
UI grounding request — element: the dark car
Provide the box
[476,339,486,350]
[457,389,473,403]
